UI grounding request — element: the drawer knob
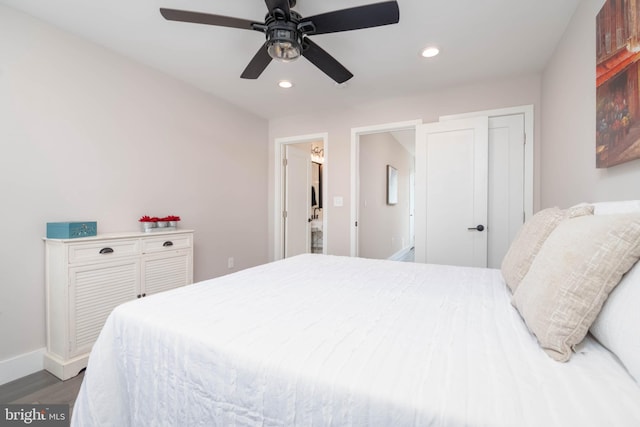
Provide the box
[99,247,114,254]
[163,241,174,247]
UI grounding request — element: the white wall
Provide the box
[269,74,542,258]
[358,132,412,259]
[0,5,268,377]
[541,0,640,207]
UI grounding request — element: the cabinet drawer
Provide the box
[68,240,140,264]
[142,234,193,253]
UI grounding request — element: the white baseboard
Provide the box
[0,348,45,386]
[388,246,413,261]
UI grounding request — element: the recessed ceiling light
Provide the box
[278,80,293,89]
[421,47,440,58]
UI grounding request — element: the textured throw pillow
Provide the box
[513,213,640,362]
[501,205,593,293]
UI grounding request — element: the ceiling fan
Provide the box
[160,0,400,84]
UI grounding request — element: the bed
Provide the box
[71,203,640,427]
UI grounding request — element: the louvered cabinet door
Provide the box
[141,249,192,297]
[68,259,140,357]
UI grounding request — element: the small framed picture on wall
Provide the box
[387,165,398,205]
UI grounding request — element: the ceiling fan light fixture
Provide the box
[278,80,293,88]
[267,28,301,62]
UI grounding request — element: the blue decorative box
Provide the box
[47,222,97,239]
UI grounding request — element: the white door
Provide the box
[415,117,489,267]
[284,145,311,258]
[487,114,525,268]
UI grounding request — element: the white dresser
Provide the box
[44,229,194,380]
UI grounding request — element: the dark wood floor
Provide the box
[0,370,84,416]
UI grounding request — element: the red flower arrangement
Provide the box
[139,215,181,222]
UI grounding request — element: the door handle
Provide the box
[467,224,485,232]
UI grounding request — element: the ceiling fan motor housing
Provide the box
[265,13,303,62]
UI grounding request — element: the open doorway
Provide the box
[350,120,421,259]
[274,133,328,260]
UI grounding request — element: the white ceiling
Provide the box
[0,0,580,120]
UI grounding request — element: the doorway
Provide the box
[350,106,533,267]
[350,120,422,258]
[274,133,328,260]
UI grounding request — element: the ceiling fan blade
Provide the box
[304,1,399,35]
[302,38,353,84]
[160,8,257,30]
[264,0,291,20]
[241,42,273,79]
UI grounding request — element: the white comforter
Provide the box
[72,254,640,426]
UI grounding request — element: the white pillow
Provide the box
[591,263,640,382]
[592,200,640,215]
[589,200,640,382]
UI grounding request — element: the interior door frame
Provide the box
[439,104,535,221]
[274,133,329,260]
[350,119,422,257]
